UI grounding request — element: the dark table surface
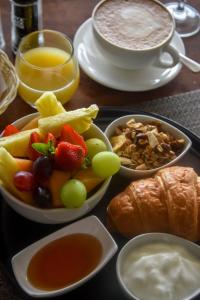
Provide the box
[0,0,200,132]
[0,1,200,299]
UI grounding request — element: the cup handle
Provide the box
[154,44,180,68]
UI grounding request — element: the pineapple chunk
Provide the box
[38,104,99,137]
[21,93,66,130]
[0,128,41,157]
[0,148,33,204]
[35,92,66,117]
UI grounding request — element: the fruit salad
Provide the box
[0,93,120,209]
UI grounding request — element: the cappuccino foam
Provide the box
[94,0,173,50]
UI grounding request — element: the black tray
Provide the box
[1,108,200,300]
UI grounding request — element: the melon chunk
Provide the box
[49,170,71,208]
[73,167,104,193]
[15,158,33,172]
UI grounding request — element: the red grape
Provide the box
[13,171,34,192]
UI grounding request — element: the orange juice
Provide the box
[15,47,79,105]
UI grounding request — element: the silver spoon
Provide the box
[178,53,200,72]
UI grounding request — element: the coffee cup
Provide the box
[92,0,180,70]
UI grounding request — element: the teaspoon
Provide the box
[178,53,200,72]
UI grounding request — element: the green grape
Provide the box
[92,151,120,178]
[60,179,87,208]
[86,138,107,160]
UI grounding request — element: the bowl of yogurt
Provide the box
[116,233,200,300]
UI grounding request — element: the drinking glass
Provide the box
[165,0,200,37]
[15,29,80,107]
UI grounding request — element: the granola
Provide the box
[109,118,185,170]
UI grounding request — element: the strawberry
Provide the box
[55,141,85,171]
[28,132,42,161]
[44,132,57,147]
[60,125,88,156]
[2,124,19,136]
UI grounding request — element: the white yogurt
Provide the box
[122,243,200,300]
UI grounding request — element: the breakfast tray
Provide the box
[0,108,200,300]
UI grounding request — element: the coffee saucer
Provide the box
[73,18,185,92]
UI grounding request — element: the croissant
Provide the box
[107,166,200,241]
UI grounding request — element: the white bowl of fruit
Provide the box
[0,93,120,224]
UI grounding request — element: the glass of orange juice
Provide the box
[15,29,79,107]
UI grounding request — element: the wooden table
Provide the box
[0,0,200,130]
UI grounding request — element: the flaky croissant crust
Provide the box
[107,166,200,241]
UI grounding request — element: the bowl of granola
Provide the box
[105,114,191,178]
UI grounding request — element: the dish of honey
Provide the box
[11,215,118,297]
[27,233,103,291]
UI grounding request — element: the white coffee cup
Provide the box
[92,0,180,70]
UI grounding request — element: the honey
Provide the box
[27,233,103,291]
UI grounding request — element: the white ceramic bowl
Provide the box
[12,215,118,297]
[0,113,112,224]
[105,114,192,178]
[116,233,200,300]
